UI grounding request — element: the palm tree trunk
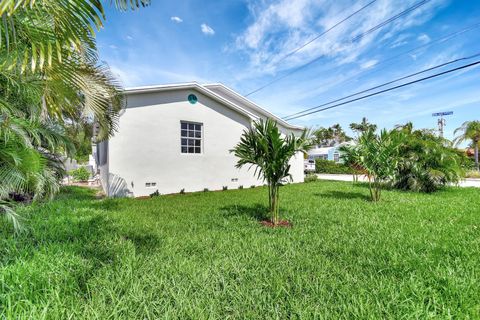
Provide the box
[275,185,280,224]
[268,183,272,212]
[475,143,479,171]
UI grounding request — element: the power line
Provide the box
[284,60,480,121]
[273,0,378,66]
[245,0,432,97]
[304,21,480,99]
[283,52,480,120]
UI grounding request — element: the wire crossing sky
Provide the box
[244,0,432,97]
[283,52,480,120]
[284,59,480,120]
[97,0,480,140]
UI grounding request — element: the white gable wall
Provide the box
[106,88,304,197]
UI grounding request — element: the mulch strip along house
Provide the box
[95,82,305,197]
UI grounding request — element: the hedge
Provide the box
[315,159,356,174]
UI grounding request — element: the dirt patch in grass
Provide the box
[260,220,292,228]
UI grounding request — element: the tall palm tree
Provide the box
[454,121,480,171]
[231,119,313,225]
[350,117,377,136]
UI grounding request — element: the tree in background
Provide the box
[313,124,351,147]
[0,0,149,230]
[231,119,313,225]
[454,121,480,171]
[350,117,377,136]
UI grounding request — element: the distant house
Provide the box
[307,142,354,163]
[95,82,305,197]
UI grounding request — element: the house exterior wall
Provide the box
[308,146,342,163]
[103,88,304,197]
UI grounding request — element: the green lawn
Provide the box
[1,181,479,319]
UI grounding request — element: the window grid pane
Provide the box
[181,122,202,154]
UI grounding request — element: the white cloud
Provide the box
[234,0,445,77]
[126,35,133,40]
[170,16,183,23]
[360,59,378,69]
[109,44,118,49]
[201,23,215,35]
[417,33,431,43]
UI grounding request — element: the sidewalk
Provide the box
[316,174,480,188]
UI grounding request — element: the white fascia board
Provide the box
[204,83,305,131]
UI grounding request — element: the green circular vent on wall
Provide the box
[188,94,198,104]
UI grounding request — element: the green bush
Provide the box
[465,170,480,178]
[69,167,90,182]
[315,159,354,174]
[304,173,318,183]
[149,190,160,197]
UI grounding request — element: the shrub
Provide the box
[69,167,90,182]
[222,186,228,191]
[238,185,244,189]
[315,159,354,174]
[149,190,160,197]
[304,173,318,183]
[180,188,185,194]
[250,185,255,189]
[465,170,480,178]
[203,188,209,192]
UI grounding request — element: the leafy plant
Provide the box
[342,129,402,202]
[203,188,209,192]
[238,185,244,190]
[313,124,351,147]
[231,119,313,224]
[465,170,480,178]
[70,167,91,182]
[314,159,356,174]
[349,117,377,136]
[149,190,160,198]
[0,0,148,230]
[222,186,228,191]
[393,123,462,192]
[304,173,318,183]
[180,189,185,194]
[454,120,480,171]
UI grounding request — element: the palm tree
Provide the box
[231,119,313,225]
[0,0,148,230]
[343,129,402,202]
[454,121,480,171]
[350,117,377,136]
[314,124,351,147]
[394,123,462,192]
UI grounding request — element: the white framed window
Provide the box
[333,152,340,163]
[146,182,157,188]
[181,121,202,154]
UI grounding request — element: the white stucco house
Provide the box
[95,82,305,197]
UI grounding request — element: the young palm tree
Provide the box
[454,121,480,171]
[231,119,313,225]
[342,129,402,202]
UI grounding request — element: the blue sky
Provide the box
[97,0,480,141]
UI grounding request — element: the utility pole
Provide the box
[432,111,453,138]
